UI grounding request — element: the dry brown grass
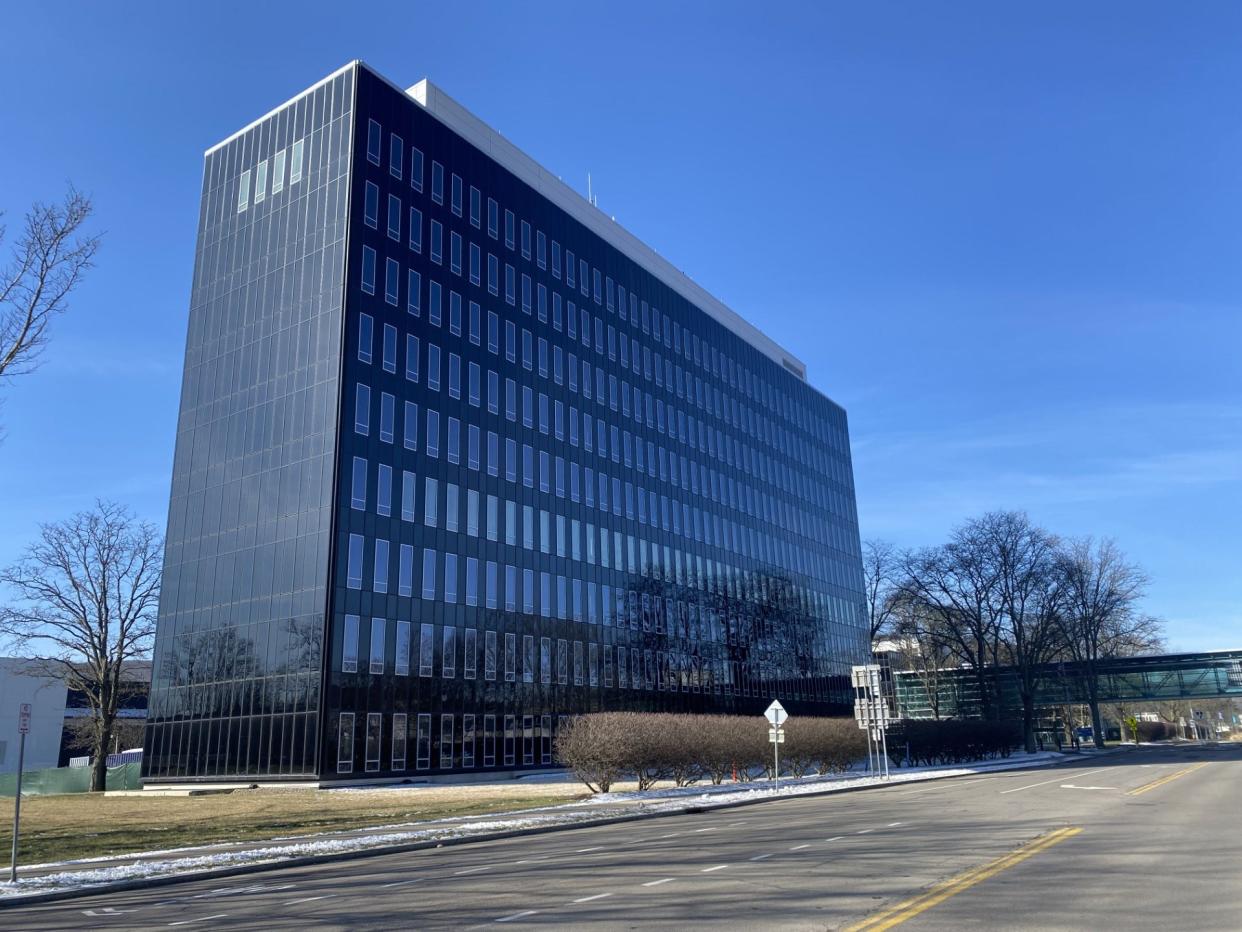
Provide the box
[0,781,590,866]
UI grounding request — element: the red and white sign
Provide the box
[17,702,32,735]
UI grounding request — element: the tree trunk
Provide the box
[90,719,112,792]
[1022,693,1037,754]
[1085,666,1106,749]
[1089,701,1105,749]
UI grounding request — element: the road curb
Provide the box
[0,749,1125,909]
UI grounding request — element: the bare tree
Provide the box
[897,524,1005,721]
[984,511,1065,753]
[0,189,99,406]
[1055,537,1160,748]
[0,501,160,791]
[863,538,900,642]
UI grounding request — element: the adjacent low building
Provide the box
[143,62,870,785]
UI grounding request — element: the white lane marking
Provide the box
[888,822,904,827]
[659,832,681,839]
[577,846,605,853]
[643,878,675,887]
[82,908,138,916]
[999,768,1110,795]
[729,821,748,827]
[169,916,229,927]
[496,910,537,922]
[284,895,337,905]
[694,827,716,833]
[455,865,493,875]
[573,893,613,904]
[701,864,729,873]
[826,835,845,842]
[856,829,874,835]
[750,853,773,861]
[790,844,810,850]
[382,879,420,887]
[1060,784,1116,791]
[515,857,548,864]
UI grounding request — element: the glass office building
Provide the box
[144,62,869,784]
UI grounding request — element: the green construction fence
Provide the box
[0,762,141,796]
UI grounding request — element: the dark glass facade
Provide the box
[145,62,869,784]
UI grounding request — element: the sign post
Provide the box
[764,700,787,795]
[852,665,891,780]
[9,703,31,884]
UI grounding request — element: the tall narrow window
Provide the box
[342,614,359,673]
[369,617,386,674]
[289,139,304,185]
[271,149,286,195]
[253,159,268,204]
[357,312,373,364]
[366,712,382,772]
[416,714,431,769]
[442,626,457,678]
[350,456,367,510]
[237,170,251,213]
[377,462,391,516]
[389,133,403,179]
[431,161,444,204]
[364,181,378,228]
[385,258,399,306]
[337,713,354,774]
[387,194,401,240]
[361,246,376,295]
[440,714,454,769]
[367,119,382,165]
[392,713,407,769]
[410,147,424,191]
[419,623,434,676]
[373,538,389,593]
[346,534,364,589]
[395,621,411,677]
[462,714,476,768]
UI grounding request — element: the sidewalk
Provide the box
[1,747,1118,905]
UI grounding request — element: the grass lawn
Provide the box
[0,782,591,867]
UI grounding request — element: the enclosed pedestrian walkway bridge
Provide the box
[892,649,1242,720]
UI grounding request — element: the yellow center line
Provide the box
[842,827,1084,932]
[1126,761,1208,797]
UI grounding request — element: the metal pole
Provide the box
[773,734,780,795]
[9,732,26,884]
[879,719,890,780]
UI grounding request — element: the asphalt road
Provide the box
[5,743,1239,931]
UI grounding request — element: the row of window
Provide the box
[237,139,306,213]
[338,709,555,773]
[340,617,829,698]
[346,402,855,596]
[356,231,851,491]
[357,130,847,466]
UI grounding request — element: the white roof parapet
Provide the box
[407,77,807,381]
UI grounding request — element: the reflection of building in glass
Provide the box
[143,62,869,784]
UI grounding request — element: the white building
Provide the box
[0,658,69,773]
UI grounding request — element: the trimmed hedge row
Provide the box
[555,713,867,793]
[885,719,1022,766]
[1135,721,1180,742]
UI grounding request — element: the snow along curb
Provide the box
[0,748,1124,908]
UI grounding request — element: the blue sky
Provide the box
[0,2,1237,651]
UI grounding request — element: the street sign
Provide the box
[768,727,785,744]
[17,703,31,735]
[764,700,787,727]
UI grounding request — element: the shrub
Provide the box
[1135,721,1179,742]
[559,713,867,791]
[555,713,634,793]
